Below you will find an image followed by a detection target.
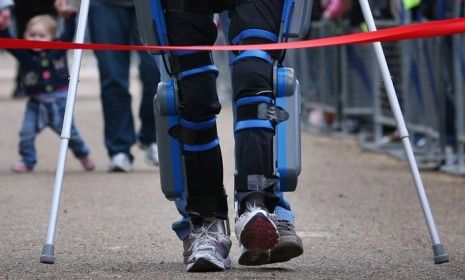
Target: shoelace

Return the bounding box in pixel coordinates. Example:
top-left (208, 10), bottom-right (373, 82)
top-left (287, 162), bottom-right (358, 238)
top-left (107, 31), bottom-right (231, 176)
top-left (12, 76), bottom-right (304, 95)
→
top-left (189, 221), bottom-right (224, 252)
top-left (277, 219), bottom-right (294, 231)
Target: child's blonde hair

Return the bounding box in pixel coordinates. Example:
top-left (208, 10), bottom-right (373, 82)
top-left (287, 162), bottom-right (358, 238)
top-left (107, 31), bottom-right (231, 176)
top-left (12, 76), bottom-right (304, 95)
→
top-left (25, 15), bottom-right (57, 38)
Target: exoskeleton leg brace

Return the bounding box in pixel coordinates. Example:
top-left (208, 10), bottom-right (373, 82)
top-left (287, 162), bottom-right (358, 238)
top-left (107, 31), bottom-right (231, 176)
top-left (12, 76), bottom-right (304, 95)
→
top-left (135, 0), bottom-right (233, 222)
top-left (230, 0), bottom-right (311, 213)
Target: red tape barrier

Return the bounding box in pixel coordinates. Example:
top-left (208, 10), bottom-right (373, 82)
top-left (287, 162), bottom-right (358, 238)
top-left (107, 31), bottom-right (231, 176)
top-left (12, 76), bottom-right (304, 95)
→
top-left (1, 18), bottom-right (465, 51)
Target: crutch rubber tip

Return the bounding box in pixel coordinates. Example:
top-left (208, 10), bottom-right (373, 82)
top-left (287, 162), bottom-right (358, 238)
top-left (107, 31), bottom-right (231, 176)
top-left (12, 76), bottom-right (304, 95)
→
top-left (433, 244), bottom-right (449, 264)
top-left (40, 244), bottom-right (55, 264)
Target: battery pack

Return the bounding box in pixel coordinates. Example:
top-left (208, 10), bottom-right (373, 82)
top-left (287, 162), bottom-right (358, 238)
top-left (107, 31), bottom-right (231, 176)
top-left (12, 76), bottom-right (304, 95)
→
top-left (283, 0), bottom-right (313, 39)
top-left (275, 67), bottom-right (302, 192)
top-left (134, 0), bottom-right (167, 54)
top-left (154, 81), bottom-right (187, 200)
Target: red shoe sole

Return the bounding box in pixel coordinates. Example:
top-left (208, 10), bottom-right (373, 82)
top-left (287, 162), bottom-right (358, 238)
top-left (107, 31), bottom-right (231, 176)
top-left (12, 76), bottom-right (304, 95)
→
top-left (240, 214), bottom-right (279, 250)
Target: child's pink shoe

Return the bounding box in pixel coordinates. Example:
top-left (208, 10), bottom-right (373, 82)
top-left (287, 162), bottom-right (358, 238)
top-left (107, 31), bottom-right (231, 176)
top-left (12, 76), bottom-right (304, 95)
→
top-left (11, 161), bottom-right (33, 173)
top-left (79, 157), bottom-right (95, 171)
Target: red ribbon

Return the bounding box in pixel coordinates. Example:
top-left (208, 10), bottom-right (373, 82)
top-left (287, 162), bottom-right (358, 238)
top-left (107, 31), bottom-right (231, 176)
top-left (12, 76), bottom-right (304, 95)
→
top-left (1, 18), bottom-right (465, 51)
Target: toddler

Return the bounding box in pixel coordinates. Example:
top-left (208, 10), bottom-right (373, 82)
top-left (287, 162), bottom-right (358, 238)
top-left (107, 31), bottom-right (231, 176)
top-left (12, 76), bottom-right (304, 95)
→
top-left (0, 14), bottom-right (95, 173)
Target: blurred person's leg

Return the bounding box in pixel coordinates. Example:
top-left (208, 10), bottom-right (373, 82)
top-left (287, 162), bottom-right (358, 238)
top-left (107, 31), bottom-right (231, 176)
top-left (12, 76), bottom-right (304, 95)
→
top-left (88, 0), bottom-right (136, 169)
top-left (136, 52), bottom-right (159, 147)
top-left (136, 50), bottom-right (160, 166)
top-left (130, 10), bottom-right (160, 166)
top-left (130, 11), bottom-right (160, 147)
top-left (442, 36), bottom-right (457, 165)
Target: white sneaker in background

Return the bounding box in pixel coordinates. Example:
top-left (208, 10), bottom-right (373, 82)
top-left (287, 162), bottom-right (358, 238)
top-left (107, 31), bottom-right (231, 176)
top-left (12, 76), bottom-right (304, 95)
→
top-left (108, 153), bottom-right (132, 172)
top-left (144, 142), bottom-right (159, 166)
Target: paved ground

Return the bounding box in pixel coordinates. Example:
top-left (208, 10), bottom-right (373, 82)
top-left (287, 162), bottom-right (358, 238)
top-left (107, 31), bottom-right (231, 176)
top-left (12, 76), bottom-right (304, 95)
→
top-left (1, 52), bottom-right (465, 279)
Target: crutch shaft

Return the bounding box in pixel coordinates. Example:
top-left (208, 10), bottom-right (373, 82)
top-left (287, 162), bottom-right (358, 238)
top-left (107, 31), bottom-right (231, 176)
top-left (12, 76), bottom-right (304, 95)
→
top-left (40, 0), bottom-right (90, 264)
top-left (358, 0), bottom-right (448, 264)
top-left (45, 140), bottom-right (70, 244)
top-left (402, 138), bottom-right (440, 244)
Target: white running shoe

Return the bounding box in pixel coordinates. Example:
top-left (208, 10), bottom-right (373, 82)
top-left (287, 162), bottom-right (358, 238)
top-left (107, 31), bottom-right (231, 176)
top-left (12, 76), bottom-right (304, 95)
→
top-left (108, 153), bottom-right (132, 172)
top-left (235, 202), bottom-right (279, 262)
top-left (186, 218), bottom-right (232, 272)
top-left (238, 219), bottom-right (304, 265)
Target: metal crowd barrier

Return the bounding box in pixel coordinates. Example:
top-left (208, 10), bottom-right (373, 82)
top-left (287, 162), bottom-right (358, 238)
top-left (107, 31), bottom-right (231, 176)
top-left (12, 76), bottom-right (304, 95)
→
top-left (288, 19), bottom-right (449, 170)
top-left (399, 37), bottom-right (444, 168)
top-left (285, 21), bottom-right (341, 133)
top-left (441, 33), bottom-right (465, 175)
top-left (454, 33), bottom-right (465, 173)
top-left (354, 33), bottom-right (445, 169)
top-left (339, 40), bottom-right (378, 133)
top-left (345, 21), bottom-right (446, 169)
top-left (343, 21), bottom-right (405, 154)
top-left (440, 3), bottom-right (465, 176)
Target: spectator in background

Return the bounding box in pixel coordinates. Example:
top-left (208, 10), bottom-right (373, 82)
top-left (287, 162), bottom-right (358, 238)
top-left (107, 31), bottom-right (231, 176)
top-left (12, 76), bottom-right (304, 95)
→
top-left (321, 0), bottom-right (351, 21)
top-left (11, 0), bottom-right (57, 98)
top-left (56, 0), bottom-right (161, 172)
top-left (0, 0), bottom-right (12, 30)
top-left (0, 13), bottom-right (95, 173)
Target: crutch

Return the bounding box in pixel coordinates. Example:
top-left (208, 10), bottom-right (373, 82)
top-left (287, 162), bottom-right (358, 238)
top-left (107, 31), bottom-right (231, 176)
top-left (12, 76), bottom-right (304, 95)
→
top-left (40, 0), bottom-right (90, 264)
top-left (358, 0), bottom-right (449, 264)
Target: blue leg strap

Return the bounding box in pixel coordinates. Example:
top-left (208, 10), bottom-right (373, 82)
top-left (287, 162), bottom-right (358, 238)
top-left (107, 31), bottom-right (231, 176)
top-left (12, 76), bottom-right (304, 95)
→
top-left (179, 65), bottom-right (219, 79)
top-left (231, 28), bottom-right (278, 45)
top-left (176, 117), bottom-right (220, 152)
top-left (230, 50), bottom-right (273, 66)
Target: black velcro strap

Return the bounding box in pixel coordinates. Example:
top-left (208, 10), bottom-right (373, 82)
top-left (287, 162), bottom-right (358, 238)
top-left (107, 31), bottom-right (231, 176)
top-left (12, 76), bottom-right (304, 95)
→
top-left (176, 52), bottom-right (212, 70)
top-left (242, 37), bottom-right (276, 45)
top-left (187, 194), bottom-right (228, 219)
top-left (235, 174), bottom-right (279, 192)
top-left (236, 103), bottom-right (260, 121)
top-left (169, 52), bottom-right (213, 75)
top-left (168, 124), bottom-right (218, 145)
top-left (236, 103), bottom-right (289, 125)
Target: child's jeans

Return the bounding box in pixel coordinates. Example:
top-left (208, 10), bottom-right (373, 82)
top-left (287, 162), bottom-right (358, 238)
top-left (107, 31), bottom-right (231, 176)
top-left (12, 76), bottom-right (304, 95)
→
top-left (19, 97), bottom-right (90, 167)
